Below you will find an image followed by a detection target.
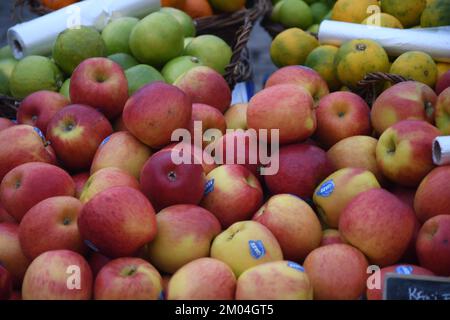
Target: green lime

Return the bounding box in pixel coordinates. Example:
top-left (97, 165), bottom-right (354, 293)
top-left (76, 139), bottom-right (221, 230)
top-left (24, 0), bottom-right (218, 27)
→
top-left (125, 64), bottom-right (166, 95)
top-left (160, 7), bottom-right (196, 38)
top-left (129, 12), bottom-right (184, 68)
top-left (0, 46), bottom-right (15, 60)
top-left (10, 55), bottom-right (64, 99)
top-left (108, 53), bottom-right (139, 70)
top-left (59, 78), bottom-right (71, 100)
top-left (101, 17), bottom-right (139, 55)
top-left (184, 37), bottom-right (194, 49)
top-left (184, 35), bottom-right (232, 74)
top-left (310, 2), bottom-right (329, 24)
top-left (279, 0), bottom-right (314, 29)
top-left (53, 26), bottom-right (106, 75)
top-left (162, 56), bottom-right (203, 84)
top-left (0, 58), bottom-right (18, 95)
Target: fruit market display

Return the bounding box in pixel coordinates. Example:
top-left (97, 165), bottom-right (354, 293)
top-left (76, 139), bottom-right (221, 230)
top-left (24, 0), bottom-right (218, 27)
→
top-left (0, 0), bottom-right (450, 302)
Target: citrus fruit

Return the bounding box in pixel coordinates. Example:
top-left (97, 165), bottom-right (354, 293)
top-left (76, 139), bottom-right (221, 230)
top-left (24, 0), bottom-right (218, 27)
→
top-left (0, 58), bottom-right (18, 95)
top-left (209, 0), bottom-right (246, 13)
top-left (305, 45), bottom-right (340, 90)
top-left (270, 28), bottom-right (319, 67)
top-left (41, 0), bottom-right (77, 10)
top-left (420, 0), bottom-right (450, 27)
top-left (125, 65), bottom-right (166, 95)
top-left (279, 0), bottom-right (314, 29)
top-left (52, 26), bottom-right (106, 74)
top-left (308, 24), bottom-right (320, 33)
top-left (311, 2), bottom-right (330, 24)
top-left (182, 0), bottom-right (214, 18)
top-left (334, 39), bottom-right (390, 88)
top-left (270, 0), bottom-right (284, 22)
top-left (160, 7), bottom-right (196, 37)
top-left (162, 56), bottom-right (203, 84)
top-left (184, 37), bottom-right (194, 49)
top-left (108, 53), bottom-right (139, 70)
top-left (362, 13), bottom-right (404, 28)
top-left (161, 0), bottom-right (186, 9)
top-left (129, 12), bottom-right (184, 68)
top-left (390, 51), bottom-right (438, 87)
top-left (101, 17), bottom-right (139, 55)
top-left (59, 78), bottom-right (71, 99)
top-left (381, 0), bottom-right (427, 28)
top-left (332, 0), bottom-right (379, 23)
top-left (9, 56), bottom-right (64, 99)
top-left (0, 46), bottom-right (14, 60)
top-left (184, 35), bottom-right (232, 74)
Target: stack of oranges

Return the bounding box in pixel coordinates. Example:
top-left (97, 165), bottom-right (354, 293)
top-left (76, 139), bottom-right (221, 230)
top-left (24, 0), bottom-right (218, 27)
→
top-left (41, 0), bottom-right (78, 10)
top-left (162, 0), bottom-right (246, 18)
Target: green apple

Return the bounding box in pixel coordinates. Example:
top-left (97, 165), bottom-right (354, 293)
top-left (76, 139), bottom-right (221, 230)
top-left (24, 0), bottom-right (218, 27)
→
top-left (0, 58), bottom-right (18, 95)
top-left (162, 56), bottom-right (203, 84)
top-left (160, 7), bottom-right (196, 38)
top-left (102, 17), bottom-right (139, 55)
top-left (59, 78), bottom-right (71, 100)
top-left (108, 53), bottom-right (139, 70)
top-left (125, 64), bottom-right (166, 95)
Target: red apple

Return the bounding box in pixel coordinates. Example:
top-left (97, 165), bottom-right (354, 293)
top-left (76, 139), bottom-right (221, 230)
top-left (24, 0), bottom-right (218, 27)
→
top-left (19, 196), bottom-right (85, 259)
top-left (90, 131), bottom-right (152, 180)
top-left (123, 82), bottom-right (192, 148)
top-left (320, 229), bottom-right (344, 247)
top-left (78, 186), bottom-right (157, 258)
top-left (201, 164), bottom-right (263, 228)
top-left (167, 258), bottom-right (236, 300)
top-left (304, 244), bottom-right (368, 300)
top-left (0, 162), bottom-right (75, 222)
top-left (17, 90), bottom-right (69, 134)
top-left (376, 120), bottom-right (440, 187)
top-left (140, 148), bottom-right (205, 211)
top-left (248, 84), bottom-right (317, 145)
top-left (315, 91), bottom-right (371, 148)
top-left (224, 103), bottom-right (248, 130)
top-left (22, 250), bottom-right (92, 300)
top-left (190, 103), bottom-right (226, 148)
top-left (253, 194), bottom-right (322, 262)
top-left (435, 87), bottom-right (450, 135)
top-left (145, 205), bottom-right (221, 274)
top-left (436, 70), bottom-right (450, 95)
top-left (0, 125), bottom-right (55, 181)
top-left (371, 81), bottom-right (436, 135)
top-left (414, 166), bottom-right (450, 223)
top-left (46, 104), bottom-right (113, 171)
top-left (416, 215), bottom-right (450, 276)
top-left (70, 57), bottom-right (128, 119)
top-left (339, 189), bottom-right (416, 267)
top-left (0, 204), bottom-right (16, 223)
top-left (264, 143), bottom-right (334, 199)
top-left (265, 65), bottom-right (330, 104)
top-left (0, 264), bottom-right (13, 300)
top-left (389, 185), bottom-right (416, 209)
top-left (0, 223), bottom-right (30, 286)
top-left (94, 258), bottom-right (163, 300)
top-left (366, 264), bottom-right (434, 300)
top-left (174, 66), bottom-right (231, 113)
top-left (165, 142), bottom-right (217, 174)
top-left (0, 118), bottom-right (14, 132)
top-left (72, 172), bottom-right (89, 199)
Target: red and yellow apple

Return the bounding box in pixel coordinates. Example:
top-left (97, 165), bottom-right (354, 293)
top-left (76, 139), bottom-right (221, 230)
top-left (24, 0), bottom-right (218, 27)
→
top-left (224, 103), bottom-right (248, 130)
top-left (435, 87), bottom-right (450, 135)
top-left (320, 229), bottom-right (344, 247)
top-left (189, 103), bottom-right (226, 148)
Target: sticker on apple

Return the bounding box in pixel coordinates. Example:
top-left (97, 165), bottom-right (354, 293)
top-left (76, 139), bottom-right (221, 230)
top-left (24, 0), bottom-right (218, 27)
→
top-left (316, 180), bottom-right (335, 198)
top-left (395, 265), bottom-right (414, 275)
top-left (204, 179), bottom-right (215, 196)
top-left (287, 261), bottom-right (305, 272)
top-left (84, 239), bottom-right (99, 253)
top-left (100, 135), bottom-right (111, 147)
top-left (249, 240), bottom-right (266, 260)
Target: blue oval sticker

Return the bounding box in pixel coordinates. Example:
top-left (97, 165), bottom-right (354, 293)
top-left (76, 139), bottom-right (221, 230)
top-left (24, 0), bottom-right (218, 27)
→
top-left (396, 265), bottom-right (414, 275)
top-left (287, 261), bottom-right (305, 272)
top-left (316, 180), bottom-right (335, 197)
top-left (249, 240), bottom-right (266, 260)
top-left (204, 179), bottom-right (215, 196)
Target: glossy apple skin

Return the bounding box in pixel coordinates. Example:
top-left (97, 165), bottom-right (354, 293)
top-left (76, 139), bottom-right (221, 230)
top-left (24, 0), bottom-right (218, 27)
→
top-left (224, 103), bottom-right (248, 130)
top-left (320, 229), bottom-right (344, 247)
top-left (167, 258), bottom-right (236, 300)
top-left (416, 215), bottom-right (450, 276)
top-left (17, 90), bottom-right (69, 134)
top-left (19, 196), bottom-right (86, 260)
top-left (304, 244), bottom-right (369, 300)
top-left (94, 258), bottom-right (163, 300)
top-left (72, 172), bottom-right (89, 199)
top-left (0, 118), bottom-right (15, 132)
top-left (201, 164), bottom-right (263, 228)
top-left (70, 57), bottom-right (129, 119)
top-left (339, 189), bottom-right (416, 267)
top-left (22, 250), bottom-right (93, 300)
top-left (0, 162), bottom-right (75, 222)
top-left (189, 103), bottom-right (226, 148)
top-left (264, 143), bottom-right (334, 200)
top-left (46, 104), bottom-right (113, 171)
top-left (174, 66), bottom-right (231, 113)
top-left (0, 125), bottom-right (55, 182)
top-left (248, 84), bottom-right (317, 145)
top-left (78, 186), bottom-right (157, 258)
top-left (315, 91), bottom-right (371, 148)
top-left (123, 82), bottom-right (192, 149)
top-left (140, 149), bottom-right (205, 211)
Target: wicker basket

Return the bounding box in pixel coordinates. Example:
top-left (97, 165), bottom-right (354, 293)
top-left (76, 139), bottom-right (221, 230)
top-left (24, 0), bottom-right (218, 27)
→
top-left (354, 72), bottom-right (408, 106)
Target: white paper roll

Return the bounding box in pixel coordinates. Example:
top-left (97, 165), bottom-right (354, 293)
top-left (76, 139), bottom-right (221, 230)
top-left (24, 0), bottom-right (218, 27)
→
top-left (433, 136), bottom-right (450, 166)
top-left (7, 0), bottom-right (160, 60)
top-left (318, 20), bottom-right (450, 63)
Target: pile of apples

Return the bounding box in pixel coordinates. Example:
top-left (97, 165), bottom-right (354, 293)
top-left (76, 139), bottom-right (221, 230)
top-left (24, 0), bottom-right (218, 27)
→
top-left (0, 54), bottom-right (449, 300)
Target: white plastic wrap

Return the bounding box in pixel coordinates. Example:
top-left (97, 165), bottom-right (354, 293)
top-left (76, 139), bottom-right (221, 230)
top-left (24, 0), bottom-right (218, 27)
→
top-left (433, 136), bottom-right (450, 166)
top-left (318, 20), bottom-right (450, 63)
top-left (7, 0), bottom-right (160, 59)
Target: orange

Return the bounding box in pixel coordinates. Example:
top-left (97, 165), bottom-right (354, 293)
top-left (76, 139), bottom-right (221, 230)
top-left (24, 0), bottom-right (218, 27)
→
top-left (332, 0), bottom-right (379, 23)
top-left (209, 0), bottom-right (246, 13)
top-left (182, 0), bottom-right (214, 18)
top-left (161, 0), bottom-right (186, 9)
top-left (41, 0), bottom-right (78, 10)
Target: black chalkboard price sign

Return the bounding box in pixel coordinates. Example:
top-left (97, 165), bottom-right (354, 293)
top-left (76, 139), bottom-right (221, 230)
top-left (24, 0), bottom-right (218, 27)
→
top-left (383, 274), bottom-right (450, 300)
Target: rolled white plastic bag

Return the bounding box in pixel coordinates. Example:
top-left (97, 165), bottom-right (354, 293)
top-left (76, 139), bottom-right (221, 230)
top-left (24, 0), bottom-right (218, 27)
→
top-left (433, 136), bottom-right (450, 166)
top-left (7, 0), bottom-right (160, 60)
top-left (318, 20), bottom-right (450, 63)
